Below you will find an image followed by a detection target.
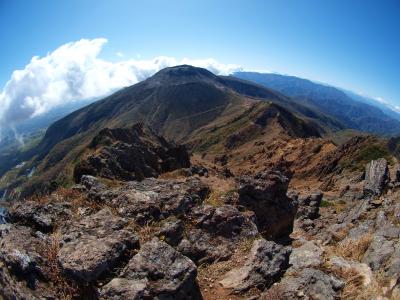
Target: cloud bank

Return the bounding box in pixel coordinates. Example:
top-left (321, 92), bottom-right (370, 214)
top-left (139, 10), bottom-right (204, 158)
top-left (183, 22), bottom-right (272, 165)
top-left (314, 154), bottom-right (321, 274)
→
top-left (0, 38), bottom-right (241, 128)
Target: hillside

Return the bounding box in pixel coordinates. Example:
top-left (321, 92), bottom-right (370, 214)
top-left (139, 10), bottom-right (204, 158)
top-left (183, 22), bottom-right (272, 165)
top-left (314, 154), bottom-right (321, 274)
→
top-left (234, 71), bottom-right (400, 136)
top-left (1, 65), bottom-right (344, 197)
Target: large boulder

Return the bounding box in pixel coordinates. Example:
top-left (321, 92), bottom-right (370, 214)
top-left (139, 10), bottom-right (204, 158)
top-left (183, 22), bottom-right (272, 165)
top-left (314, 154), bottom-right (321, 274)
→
top-left (100, 239), bottom-right (201, 300)
top-left (177, 229), bottom-right (234, 264)
top-left (275, 268), bottom-right (344, 300)
top-left (74, 123), bottom-right (190, 182)
top-left (0, 225), bottom-right (46, 289)
top-left (220, 238), bottom-right (291, 293)
top-left (9, 201), bottom-right (72, 233)
top-left (109, 177), bottom-right (209, 223)
top-left (192, 204), bottom-right (258, 238)
top-left (296, 191), bottom-right (323, 220)
top-left (363, 158), bottom-right (390, 196)
top-left (58, 209), bottom-right (139, 282)
top-left (238, 170), bottom-right (297, 239)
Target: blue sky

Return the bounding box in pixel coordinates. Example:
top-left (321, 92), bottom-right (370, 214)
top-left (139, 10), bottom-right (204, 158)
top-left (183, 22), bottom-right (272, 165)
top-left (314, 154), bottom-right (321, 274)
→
top-left (0, 0), bottom-right (399, 108)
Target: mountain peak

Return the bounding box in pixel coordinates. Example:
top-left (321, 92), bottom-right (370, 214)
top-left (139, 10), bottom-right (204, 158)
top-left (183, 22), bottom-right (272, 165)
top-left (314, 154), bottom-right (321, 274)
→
top-left (147, 65), bottom-right (218, 86)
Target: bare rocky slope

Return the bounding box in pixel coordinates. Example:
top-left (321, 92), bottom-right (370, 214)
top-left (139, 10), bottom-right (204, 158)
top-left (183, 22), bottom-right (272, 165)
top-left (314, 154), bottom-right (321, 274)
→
top-left (0, 65), bottom-right (399, 299)
top-left (1, 124), bottom-right (399, 299)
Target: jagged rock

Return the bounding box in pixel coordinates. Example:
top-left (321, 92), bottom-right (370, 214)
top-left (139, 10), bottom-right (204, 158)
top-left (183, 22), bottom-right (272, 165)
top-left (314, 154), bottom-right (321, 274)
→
top-left (220, 239), bottom-right (291, 293)
top-left (238, 170), bottom-right (297, 239)
top-left (329, 256), bottom-right (373, 286)
top-left (109, 177), bottom-right (209, 223)
top-left (58, 209), bottom-right (139, 282)
top-left (190, 165), bottom-right (209, 177)
top-left (289, 241), bottom-right (323, 270)
top-left (9, 201), bottom-right (72, 232)
top-left (101, 239), bottom-right (200, 300)
top-left (157, 219), bottom-right (184, 246)
top-left (364, 158), bottom-right (390, 196)
top-left (296, 191), bottom-right (323, 220)
top-left (0, 207), bottom-right (7, 224)
top-left (362, 235), bottom-right (395, 271)
top-left (278, 268), bottom-right (344, 300)
top-left (74, 124), bottom-right (190, 182)
top-left (192, 205), bottom-right (258, 238)
top-left (0, 225), bottom-right (46, 289)
top-left (177, 229), bottom-right (233, 264)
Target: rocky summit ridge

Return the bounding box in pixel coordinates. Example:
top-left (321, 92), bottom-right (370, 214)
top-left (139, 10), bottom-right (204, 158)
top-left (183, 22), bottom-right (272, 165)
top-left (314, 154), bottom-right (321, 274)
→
top-left (0, 66), bottom-right (399, 300)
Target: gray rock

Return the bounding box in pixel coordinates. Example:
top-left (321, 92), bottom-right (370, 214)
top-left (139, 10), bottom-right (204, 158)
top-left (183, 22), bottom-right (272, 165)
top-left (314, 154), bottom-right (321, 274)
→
top-left (110, 177), bottom-right (209, 223)
top-left (220, 239), bottom-right (291, 293)
top-left (101, 239), bottom-right (200, 300)
top-left (58, 208), bottom-right (139, 282)
top-left (192, 204), bottom-right (258, 238)
top-left (289, 241), bottom-right (323, 270)
top-left (279, 268), bottom-right (344, 300)
top-left (177, 229), bottom-right (233, 264)
top-left (0, 225), bottom-right (45, 290)
top-left (296, 191), bottom-right (323, 220)
top-left (362, 235), bottom-right (395, 271)
top-left (364, 158), bottom-right (390, 196)
top-left (238, 170), bottom-right (298, 239)
top-left (157, 219), bottom-right (184, 246)
top-left (9, 201), bottom-right (72, 232)
top-left (329, 256), bottom-right (373, 286)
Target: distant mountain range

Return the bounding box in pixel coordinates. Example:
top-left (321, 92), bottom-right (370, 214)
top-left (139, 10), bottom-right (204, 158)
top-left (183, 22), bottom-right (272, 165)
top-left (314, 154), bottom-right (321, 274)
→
top-left (234, 72), bottom-right (400, 136)
top-left (1, 65), bottom-right (400, 197)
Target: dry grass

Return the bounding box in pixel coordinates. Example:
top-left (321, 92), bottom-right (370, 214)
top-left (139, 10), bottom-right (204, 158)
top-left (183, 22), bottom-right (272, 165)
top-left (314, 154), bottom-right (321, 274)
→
top-left (331, 225), bottom-right (352, 243)
top-left (38, 232), bottom-right (78, 299)
top-left (204, 189), bottom-right (226, 207)
top-left (335, 233), bottom-right (373, 262)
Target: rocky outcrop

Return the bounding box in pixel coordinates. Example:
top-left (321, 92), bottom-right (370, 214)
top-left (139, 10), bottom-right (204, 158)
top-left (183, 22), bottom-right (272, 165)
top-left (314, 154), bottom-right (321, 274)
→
top-left (101, 239), bottom-right (201, 300)
top-left (363, 158), bottom-right (390, 196)
top-left (191, 204), bottom-right (258, 238)
top-left (74, 123), bottom-right (190, 182)
top-left (220, 238), bottom-right (291, 293)
top-left (109, 177), bottom-right (209, 224)
top-left (58, 209), bottom-right (139, 282)
top-left (238, 170), bottom-right (297, 239)
top-left (277, 268), bottom-right (344, 300)
top-left (295, 191), bottom-right (323, 221)
top-left (157, 219), bottom-right (184, 246)
top-left (9, 201), bottom-right (72, 232)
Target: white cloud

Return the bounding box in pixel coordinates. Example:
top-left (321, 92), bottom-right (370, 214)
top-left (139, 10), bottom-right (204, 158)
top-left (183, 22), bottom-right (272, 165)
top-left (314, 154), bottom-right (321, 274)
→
top-left (116, 51), bottom-right (124, 58)
top-left (0, 38), bottom-right (241, 129)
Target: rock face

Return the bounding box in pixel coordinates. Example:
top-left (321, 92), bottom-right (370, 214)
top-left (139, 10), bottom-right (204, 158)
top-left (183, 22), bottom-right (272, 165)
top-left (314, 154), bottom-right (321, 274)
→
top-left (278, 268), bottom-right (344, 300)
top-left (74, 123), bottom-right (190, 182)
top-left (58, 209), bottom-right (139, 282)
top-left (220, 239), bottom-right (291, 292)
top-left (109, 177), bottom-right (210, 224)
top-left (238, 170), bottom-right (297, 239)
top-left (101, 239), bottom-right (200, 300)
top-left (364, 158), bottom-right (389, 196)
top-left (9, 201), bottom-right (72, 232)
top-left (296, 191), bottom-right (323, 221)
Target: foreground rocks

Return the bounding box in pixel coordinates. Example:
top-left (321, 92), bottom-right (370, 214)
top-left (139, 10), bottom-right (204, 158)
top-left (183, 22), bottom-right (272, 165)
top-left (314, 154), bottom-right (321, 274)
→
top-left (220, 239), bottom-right (291, 293)
top-left (4, 155), bottom-right (398, 299)
top-left (58, 208), bottom-right (139, 282)
top-left (101, 239), bottom-right (201, 300)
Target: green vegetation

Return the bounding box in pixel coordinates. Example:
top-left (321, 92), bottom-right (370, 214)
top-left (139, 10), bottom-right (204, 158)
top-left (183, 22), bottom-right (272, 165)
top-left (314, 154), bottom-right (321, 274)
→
top-left (320, 199), bottom-right (333, 207)
top-left (339, 142), bottom-right (392, 171)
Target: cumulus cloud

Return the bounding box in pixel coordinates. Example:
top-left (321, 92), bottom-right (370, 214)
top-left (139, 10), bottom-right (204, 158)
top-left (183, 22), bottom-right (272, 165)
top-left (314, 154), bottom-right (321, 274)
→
top-left (0, 38), bottom-right (242, 129)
